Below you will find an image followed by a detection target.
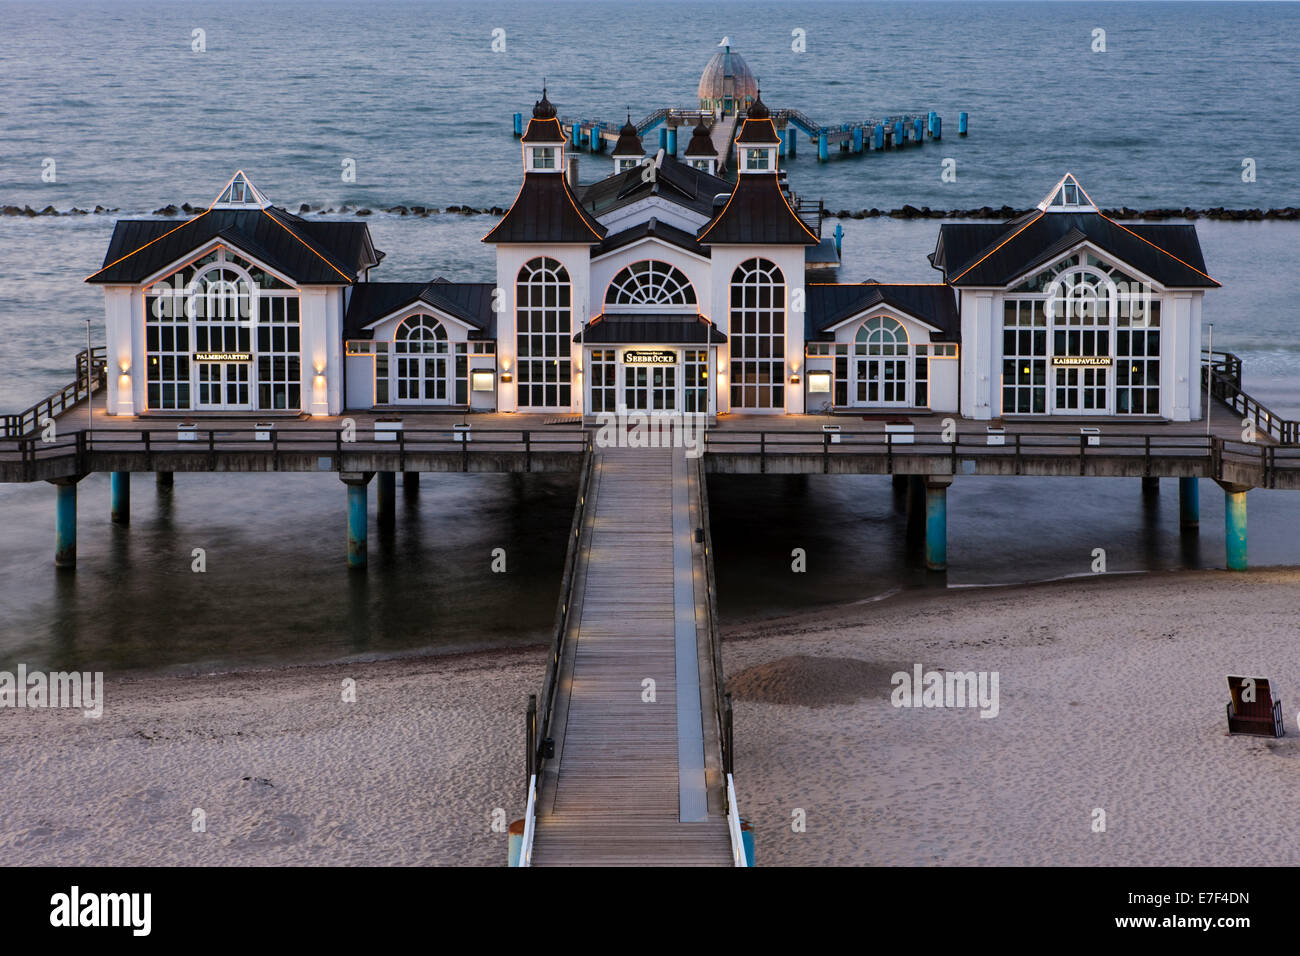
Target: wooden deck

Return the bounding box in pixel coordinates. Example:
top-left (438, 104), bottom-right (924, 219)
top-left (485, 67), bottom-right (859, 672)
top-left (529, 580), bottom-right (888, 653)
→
top-left (531, 445), bottom-right (732, 866)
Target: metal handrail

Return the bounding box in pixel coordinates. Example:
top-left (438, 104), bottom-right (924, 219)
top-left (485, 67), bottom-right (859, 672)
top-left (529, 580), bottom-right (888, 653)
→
top-left (1, 346), bottom-right (106, 439)
top-left (1201, 349), bottom-right (1297, 444)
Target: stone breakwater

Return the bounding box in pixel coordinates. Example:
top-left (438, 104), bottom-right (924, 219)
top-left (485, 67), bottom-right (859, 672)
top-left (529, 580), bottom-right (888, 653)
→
top-left (5, 202), bottom-right (1300, 222)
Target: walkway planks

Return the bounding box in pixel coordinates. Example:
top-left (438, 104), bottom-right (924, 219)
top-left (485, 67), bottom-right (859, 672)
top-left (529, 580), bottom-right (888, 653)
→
top-left (531, 444), bottom-right (731, 866)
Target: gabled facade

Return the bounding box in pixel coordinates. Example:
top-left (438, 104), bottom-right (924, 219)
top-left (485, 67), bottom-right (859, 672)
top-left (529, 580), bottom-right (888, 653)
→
top-left (88, 123), bottom-right (1215, 424)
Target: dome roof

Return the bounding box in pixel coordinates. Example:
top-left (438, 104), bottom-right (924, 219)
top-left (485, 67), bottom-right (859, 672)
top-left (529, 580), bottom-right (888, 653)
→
top-left (698, 45), bottom-right (758, 101)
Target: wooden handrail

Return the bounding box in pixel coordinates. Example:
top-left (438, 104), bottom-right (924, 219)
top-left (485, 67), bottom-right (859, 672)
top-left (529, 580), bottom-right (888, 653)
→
top-left (2, 346), bottom-right (107, 439)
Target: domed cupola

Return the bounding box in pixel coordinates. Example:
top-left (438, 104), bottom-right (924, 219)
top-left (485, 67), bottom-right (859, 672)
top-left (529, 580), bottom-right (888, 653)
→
top-left (521, 85), bottom-right (567, 172)
top-left (698, 39), bottom-right (758, 117)
top-left (612, 113), bottom-right (645, 174)
top-left (683, 117), bottom-right (719, 175)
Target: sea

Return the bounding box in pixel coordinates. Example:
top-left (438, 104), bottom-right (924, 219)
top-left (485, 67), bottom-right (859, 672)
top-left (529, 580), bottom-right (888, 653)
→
top-left (1, 0), bottom-right (1298, 673)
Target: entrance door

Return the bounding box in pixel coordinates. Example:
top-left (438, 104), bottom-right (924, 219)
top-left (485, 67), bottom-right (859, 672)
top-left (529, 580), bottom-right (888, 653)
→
top-left (1053, 365), bottom-right (1109, 413)
top-left (622, 365), bottom-right (677, 412)
top-left (856, 357), bottom-right (908, 405)
top-left (396, 353), bottom-right (449, 403)
top-left (196, 361), bottom-right (251, 410)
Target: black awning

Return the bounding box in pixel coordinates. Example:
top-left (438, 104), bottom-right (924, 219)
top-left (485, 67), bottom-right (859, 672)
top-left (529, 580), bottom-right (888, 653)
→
top-left (575, 314), bottom-right (727, 344)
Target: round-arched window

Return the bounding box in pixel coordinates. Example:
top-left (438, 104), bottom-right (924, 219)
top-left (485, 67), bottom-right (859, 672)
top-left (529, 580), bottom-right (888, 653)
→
top-left (855, 316), bottom-right (908, 355)
top-left (605, 260), bottom-right (697, 307)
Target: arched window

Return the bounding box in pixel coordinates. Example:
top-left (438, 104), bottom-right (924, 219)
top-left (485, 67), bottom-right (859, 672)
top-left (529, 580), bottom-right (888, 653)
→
top-left (855, 316), bottom-right (908, 355)
top-left (393, 314), bottom-right (450, 402)
top-left (516, 257), bottom-right (572, 408)
top-left (729, 258), bottom-right (785, 409)
top-left (605, 261), bottom-right (697, 307)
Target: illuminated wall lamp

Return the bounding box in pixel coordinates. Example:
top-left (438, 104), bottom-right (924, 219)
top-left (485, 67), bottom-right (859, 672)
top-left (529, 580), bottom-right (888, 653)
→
top-left (471, 370), bottom-right (496, 392)
top-left (807, 371), bottom-right (832, 394)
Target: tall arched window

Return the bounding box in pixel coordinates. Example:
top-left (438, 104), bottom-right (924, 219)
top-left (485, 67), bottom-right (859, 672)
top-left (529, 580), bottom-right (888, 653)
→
top-left (393, 314), bottom-right (450, 402)
top-left (516, 257), bottom-right (571, 408)
top-left (191, 266), bottom-right (253, 408)
top-left (605, 261), bottom-right (697, 307)
top-left (854, 316), bottom-right (909, 405)
top-left (729, 258), bottom-right (785, 409)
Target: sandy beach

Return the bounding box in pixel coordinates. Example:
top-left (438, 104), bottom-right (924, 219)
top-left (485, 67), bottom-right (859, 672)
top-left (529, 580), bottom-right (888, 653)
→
top-left (2, 569), bottom-right (1297, 866)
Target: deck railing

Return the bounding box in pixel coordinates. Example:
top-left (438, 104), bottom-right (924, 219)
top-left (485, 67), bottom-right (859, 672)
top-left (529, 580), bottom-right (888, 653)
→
top-left (1202, 348), bottom-right (1298, 444)
top-left (518, 444), bottom-right (595, 866)
top-left (1, 346), bottom-right (106, 439)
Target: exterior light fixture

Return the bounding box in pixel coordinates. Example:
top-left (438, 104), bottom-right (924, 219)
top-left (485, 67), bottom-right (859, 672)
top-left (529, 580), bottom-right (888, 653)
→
top-left (807, 371), bottom-right (832, 393)
top-left (471, 370), bottom-right (495, 392)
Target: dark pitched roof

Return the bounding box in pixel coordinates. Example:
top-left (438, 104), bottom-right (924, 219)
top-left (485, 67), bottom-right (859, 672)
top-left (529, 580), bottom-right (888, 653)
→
top-left (805, 283), bottom-right (960, 341)
top-left (697, 173), bottom-right (819, 245)
top-left (343, 279), bottom-right (496, 339)
top-left (520, 88), bottom-right (567, 143)
top-left (575, 313), bottom-right (727, 344)
top-left (931, 211), bottom-right (1218, 288)
top-left (684, 120), bottom-right (717, 157)
top-left (87, 207), bottom-right (378, 285)
top-left (593, 217), bottom-right (710, 259)
top-left (734, 115), bottom-right (780, 145)
top-left (577, 155), bottom-right (733, 220)
top-left (482, 173), bottom-right (606, 244)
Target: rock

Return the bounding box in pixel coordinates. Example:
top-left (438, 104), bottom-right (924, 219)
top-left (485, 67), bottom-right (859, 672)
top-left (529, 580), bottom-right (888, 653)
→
top-left (850, 209), bottom-right (866, 219)
top-left (2, 205), bottom-right (21, 216)
top-left (152, 205), bottom-right (179, 216)
top-left (39, 205), bottom-right (59, 216)
top-left (356, 208), bottom-right (372, 216)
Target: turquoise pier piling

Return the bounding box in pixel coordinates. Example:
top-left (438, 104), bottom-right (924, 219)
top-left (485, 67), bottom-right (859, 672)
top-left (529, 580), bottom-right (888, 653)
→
top-left (588, 127), bottom-right (600, 152)
top-left (833, 222), bottom-right (843, 254)
top-left (932, 115), bottom-right (941, 140)
top-left (570, 124), bottom-right (580, 148)
top-left (788, 129), bottom-right (796, 158)
top-left (110, 471), bottom-right (130, 524)
top-left (852, 127), bottom-right (863, 153)
top-left (893, 120), bottom-right (905, 148)
top-left (658, 128), bottom-right (667, 152)
top-left (666, 125), bottom-right (677, 156)
top-left (778, 128), bottom-right (787, 157)
top-left (925, 478), bottom-right (950, 571)
top-left (928, 111), bottom-right (937, 136)
top-left (342, 473), bottom-right (373, 569)
top-left (817, 130), bottom-right (828, 162)
top-left (377, 471), bottom-right (395, 528)
top-left (958, 111), bottom-right (968, 136)
top-left (1220, 483), bottom-right (1249, 571)
top-left (913, 117), bottom-right (923, 144)
top-left (1179, 476), bottom-right (1199, 529)
top-left (873, 124), bottom-right (884, 150)
top-left (513, 112), bottom-right (523, 137)
top-left (53, 479), bottom-right (78, 568)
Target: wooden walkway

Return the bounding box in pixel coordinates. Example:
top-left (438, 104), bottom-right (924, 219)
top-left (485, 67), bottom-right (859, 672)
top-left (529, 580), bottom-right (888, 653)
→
top-left (530, 444), bottom-right (732, 866)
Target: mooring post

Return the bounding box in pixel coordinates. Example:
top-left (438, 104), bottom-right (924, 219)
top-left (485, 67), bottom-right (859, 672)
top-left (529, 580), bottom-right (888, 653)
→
top-left (110, 471), bottom-right (130, 524)
top-left (52, 478), bottom-right (80, 568)
top-left (1179, 476), bottom-right (1199, 529)
top-left (156, 471), bottom-right (173, 491)
top-left (958, 111), bottom-right (968, 136)
top-left (377, 471), bottom-right (396, 529)
top-left (342, 472), bottom-right (374, 569)
top-left (1217, 482), bottom-right (1249, 571)
top-left (925, 477), bottom-right (951, 572)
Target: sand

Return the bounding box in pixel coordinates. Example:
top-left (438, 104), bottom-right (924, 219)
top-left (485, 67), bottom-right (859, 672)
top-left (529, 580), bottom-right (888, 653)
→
top-left (2, 569), bottom-right (1297, 866)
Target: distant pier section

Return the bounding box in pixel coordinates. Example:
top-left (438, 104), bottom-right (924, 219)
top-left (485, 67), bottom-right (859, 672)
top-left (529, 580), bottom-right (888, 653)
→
top-left (511, 42), bottom-right (967, 168)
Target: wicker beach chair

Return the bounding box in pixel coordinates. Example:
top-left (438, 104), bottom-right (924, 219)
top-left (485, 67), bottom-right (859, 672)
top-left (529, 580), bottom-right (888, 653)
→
top-left (1225, 676), bottom-right (1285, 738)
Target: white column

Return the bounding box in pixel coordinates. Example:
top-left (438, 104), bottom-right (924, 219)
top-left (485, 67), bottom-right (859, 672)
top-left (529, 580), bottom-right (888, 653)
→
top-left (1165, 292), bottom-right (1194, 421)
top-left (102, 287), bottom-right (135, 415)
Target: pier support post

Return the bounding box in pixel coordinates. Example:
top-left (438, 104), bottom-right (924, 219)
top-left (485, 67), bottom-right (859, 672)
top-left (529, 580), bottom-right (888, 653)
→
top-left (666, 124), bottom-right (677, 156)
top-left (788, 130), bottom-right (796, 158)
top-left (1141, 476), bottom-right (1159, 495)
top-left (924, 477), bottom-right (951, 572)
top-left (110, 471), bottom-right (130, 524)
top-left (914, 117), bottom-right (924, 144)
top-left (156, 471), bottom-right (173, 491)
top-left (658, 128), bottom-right (667, 153)
top-left (1217, 481), bottom-right (1250, 572)
top-left (342, 472), bottom-right (374, 569)
top-left (894, 120), bottom-right (905, 149)
top-left (852, 127), bottom-right (863, 153)
top-left (1179, 477), bottom-right (1199, 529)
top-left (932, 115), bottom-right (941, 140)
top-left (51, 478), bottom-right (81, 569)
top-left (817, 131), bottom-right (829, 163)
top-left (377, 471), bottom-right (396, 529)
top-left (958, 112), bottom-right (968, 136)
top-left (403, 471), bottom-right (420, 497)
top-left (513, 112), bottom-right (523, 137)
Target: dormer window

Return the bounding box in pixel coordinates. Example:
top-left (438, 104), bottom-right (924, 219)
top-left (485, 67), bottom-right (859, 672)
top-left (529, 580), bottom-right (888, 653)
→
top-left (742, 147), bottom-right (775, 172)
top-left (531, 147), bottom-right (557, 170)
top-left (1037, 173), bottom-right (1097, 212)
top-left (615, 157), bottom-right (641, 175)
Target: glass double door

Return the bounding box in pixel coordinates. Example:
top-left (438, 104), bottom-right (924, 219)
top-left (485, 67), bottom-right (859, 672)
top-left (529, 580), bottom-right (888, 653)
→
top-left (622, 365), bottom-right (677, 412)
top-left (1053, 365), bottom-right (1109, 413)
top-left (855, 356), bottom-right (908, 405)
top-left (196, 361), bottom-right (251, 410)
